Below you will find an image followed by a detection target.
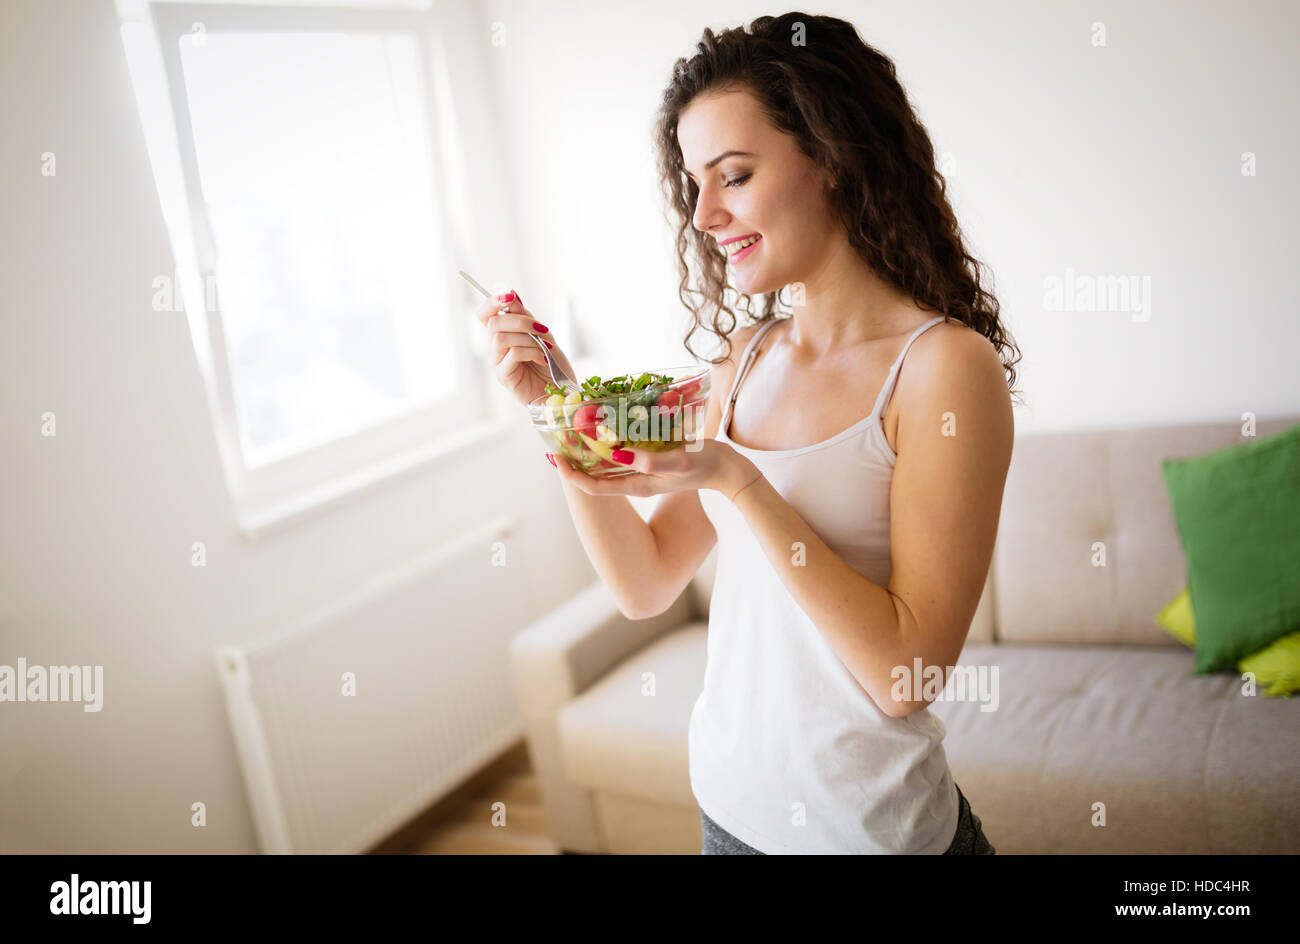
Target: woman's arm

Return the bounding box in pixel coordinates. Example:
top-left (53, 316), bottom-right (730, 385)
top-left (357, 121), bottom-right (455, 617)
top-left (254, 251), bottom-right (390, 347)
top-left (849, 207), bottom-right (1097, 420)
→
top-left (727, 329), bottom-right (1014, 718)
top-left (548, 325), bottom-right (760, 619)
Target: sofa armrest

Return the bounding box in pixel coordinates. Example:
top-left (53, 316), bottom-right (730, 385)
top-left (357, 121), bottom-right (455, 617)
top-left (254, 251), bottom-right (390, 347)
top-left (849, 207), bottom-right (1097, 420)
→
top-left (509, 579), bottom-right (694, 713)
top-left (507, 578), bottom-right (696, 851)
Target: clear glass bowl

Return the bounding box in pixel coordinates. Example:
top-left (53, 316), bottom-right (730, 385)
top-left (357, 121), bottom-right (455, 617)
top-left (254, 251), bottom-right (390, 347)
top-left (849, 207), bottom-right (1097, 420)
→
top-left (527, 366), bottom-right (711, 478)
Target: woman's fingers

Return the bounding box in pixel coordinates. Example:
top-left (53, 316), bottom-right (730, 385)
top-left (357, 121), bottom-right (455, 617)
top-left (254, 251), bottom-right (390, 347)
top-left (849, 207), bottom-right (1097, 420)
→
top-left (492, 328), bottom-right (553, 354)
top-left (551, 456), bottom-right (614, 493)
top-left (490, 331), bottom-right (554, 370)
top-left (480, 300), bottom-right (553, 353)
top-left (493, 343), bottom-right (548, 385)
top-left (491, 312), bottom-right (547, 340)
top-left (475, 295), bottom-right (514, 325)
top-left (476, 292), bottom-right (558, 365)
top-left (476, 292), bottom-right (530, 325)
top-left (482, 292), bottom-right (550, 340)
top-left (548, 455), bottom-right (657, 496)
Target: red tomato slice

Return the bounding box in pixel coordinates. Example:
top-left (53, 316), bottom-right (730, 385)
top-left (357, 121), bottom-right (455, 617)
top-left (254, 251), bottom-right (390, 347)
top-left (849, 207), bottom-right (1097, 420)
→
top-left (656, 389), bottom-right (682, 413)
top-left (676, 379), bottom-right (700, 401)
top-left (572, 403), bottom-right (601, 437)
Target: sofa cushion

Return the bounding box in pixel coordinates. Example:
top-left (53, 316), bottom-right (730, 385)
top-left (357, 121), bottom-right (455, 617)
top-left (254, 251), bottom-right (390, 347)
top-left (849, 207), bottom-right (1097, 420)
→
top-left (557, 622), bottom-right (706, 806)
top-left (1160, 422), bottom-right (1300, 673)
top-left (994, 415), bottom-right (1300, 646)
top-left (929, 642), bottom-right (1300, 853)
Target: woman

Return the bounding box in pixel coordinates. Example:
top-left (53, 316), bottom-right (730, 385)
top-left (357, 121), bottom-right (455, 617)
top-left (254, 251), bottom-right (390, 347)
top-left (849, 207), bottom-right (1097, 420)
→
top-left (477, 12), bottom-right (1018, 854)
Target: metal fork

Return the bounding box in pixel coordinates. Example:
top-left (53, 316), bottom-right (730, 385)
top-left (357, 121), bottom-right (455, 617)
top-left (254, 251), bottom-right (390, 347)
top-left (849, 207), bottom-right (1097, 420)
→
top-left (458, 269), bottom-right (576, 391)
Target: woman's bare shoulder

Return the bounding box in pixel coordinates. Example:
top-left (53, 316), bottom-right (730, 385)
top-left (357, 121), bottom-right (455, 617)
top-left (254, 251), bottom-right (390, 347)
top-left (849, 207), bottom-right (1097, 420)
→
top-left (895, 319), bottom-right (1013, 426)
top-left (907, 319), bottom-right (1004, 376)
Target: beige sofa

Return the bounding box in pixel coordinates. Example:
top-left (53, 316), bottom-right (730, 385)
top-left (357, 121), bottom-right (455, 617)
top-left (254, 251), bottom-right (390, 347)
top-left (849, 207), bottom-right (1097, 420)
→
top-left (508, 415), bottom-right (1300, 854)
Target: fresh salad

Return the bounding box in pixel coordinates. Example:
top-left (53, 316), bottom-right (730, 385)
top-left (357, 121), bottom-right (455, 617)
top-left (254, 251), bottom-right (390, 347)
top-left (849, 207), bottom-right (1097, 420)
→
top-left (533, 370), bottom-right (709, 475)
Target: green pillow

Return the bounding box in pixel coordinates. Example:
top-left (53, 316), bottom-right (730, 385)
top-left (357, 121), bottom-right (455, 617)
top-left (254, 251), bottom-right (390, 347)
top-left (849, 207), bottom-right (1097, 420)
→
top-left (1160, 423), bottom-right (1300, 673)
top-left (1156, 587), bottom-right (1300, 697)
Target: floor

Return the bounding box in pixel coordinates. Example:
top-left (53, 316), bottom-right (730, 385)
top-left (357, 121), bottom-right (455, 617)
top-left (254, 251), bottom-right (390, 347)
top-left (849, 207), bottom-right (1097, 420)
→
top-left (368, 740), bottom-right (561, 855)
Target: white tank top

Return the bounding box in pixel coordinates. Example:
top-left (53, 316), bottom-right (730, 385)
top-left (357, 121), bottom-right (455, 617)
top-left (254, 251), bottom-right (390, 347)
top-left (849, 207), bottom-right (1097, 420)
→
top-left (691, 314), bottom-right (960, 854)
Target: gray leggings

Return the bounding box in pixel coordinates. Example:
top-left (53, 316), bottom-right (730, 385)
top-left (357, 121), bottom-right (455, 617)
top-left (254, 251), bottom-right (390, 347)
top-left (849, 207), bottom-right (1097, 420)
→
top-left (700, 782), bottom-right (996, 854)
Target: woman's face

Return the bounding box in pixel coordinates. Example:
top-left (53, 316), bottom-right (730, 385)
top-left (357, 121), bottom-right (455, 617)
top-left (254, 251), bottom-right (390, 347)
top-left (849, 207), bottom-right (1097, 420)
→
top-left (677, 86), bottom-right (839, 296)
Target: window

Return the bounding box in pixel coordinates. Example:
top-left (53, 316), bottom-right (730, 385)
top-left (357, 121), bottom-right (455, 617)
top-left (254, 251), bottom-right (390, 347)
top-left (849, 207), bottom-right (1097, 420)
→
top-left (119, 0), bottom-right (489, 538)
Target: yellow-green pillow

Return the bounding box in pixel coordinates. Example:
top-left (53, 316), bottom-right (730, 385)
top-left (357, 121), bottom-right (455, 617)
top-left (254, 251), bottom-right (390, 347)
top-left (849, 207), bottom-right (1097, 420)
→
top-left (1157, 587), bottom-right (1300, 697)
top-left (1156, 589), bottom-right (1197, 646)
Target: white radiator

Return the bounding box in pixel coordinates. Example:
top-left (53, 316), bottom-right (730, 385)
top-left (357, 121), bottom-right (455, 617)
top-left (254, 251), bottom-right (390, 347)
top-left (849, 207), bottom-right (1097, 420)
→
top-left (215, 513), bottom-right (526, 854)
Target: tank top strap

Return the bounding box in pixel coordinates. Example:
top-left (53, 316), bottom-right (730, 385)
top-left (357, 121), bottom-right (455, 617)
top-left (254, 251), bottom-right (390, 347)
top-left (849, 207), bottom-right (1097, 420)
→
top-left (720, 318), bottom-right (785, 437)
top-left (870, 315), bottom-right (948, 420)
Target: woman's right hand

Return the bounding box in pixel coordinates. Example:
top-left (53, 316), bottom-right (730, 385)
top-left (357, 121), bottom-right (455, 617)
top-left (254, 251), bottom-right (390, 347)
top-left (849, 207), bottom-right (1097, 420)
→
top-left (476, 289), bottom-right (579, 407)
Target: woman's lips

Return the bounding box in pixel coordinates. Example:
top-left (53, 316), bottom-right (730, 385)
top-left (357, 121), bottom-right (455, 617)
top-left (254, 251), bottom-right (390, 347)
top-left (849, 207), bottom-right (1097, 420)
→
top-left (727, 234), bottom-right (762, 264)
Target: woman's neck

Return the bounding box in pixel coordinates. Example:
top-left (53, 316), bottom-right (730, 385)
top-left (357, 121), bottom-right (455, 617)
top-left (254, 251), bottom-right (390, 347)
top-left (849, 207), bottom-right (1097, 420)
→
top-left (781, 240), bottom-right (932, 357)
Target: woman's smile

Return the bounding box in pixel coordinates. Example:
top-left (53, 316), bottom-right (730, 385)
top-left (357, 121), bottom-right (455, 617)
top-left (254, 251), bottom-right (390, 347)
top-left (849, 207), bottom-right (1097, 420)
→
top-left (725, 233), bottom-right (762, 264)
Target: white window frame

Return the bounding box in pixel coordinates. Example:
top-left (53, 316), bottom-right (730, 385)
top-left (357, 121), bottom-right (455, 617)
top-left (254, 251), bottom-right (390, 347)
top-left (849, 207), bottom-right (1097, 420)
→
top-left (131, 0), bottom-right (496, 540)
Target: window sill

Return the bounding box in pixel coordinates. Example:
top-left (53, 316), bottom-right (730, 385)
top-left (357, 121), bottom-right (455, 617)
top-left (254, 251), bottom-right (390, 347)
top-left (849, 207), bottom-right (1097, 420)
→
top-left (235, 416), bottom-right (516, 543)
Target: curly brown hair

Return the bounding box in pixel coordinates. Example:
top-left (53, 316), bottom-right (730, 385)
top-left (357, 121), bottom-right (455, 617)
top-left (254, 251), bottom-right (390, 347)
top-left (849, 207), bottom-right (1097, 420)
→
top-left (654, 12), bottom-right (1023, 403)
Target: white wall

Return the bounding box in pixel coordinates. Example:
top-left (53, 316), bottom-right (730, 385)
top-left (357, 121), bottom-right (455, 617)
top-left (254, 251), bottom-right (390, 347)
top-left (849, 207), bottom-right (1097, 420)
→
top-left (2, 0), bottom-right (1296, 853)
top-left (0, 0), bottom-right (593, 853)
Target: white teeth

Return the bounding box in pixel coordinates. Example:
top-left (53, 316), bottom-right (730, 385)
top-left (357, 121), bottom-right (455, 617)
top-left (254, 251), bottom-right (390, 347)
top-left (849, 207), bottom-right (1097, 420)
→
top-left (727, 235), bottom-right (760, 255)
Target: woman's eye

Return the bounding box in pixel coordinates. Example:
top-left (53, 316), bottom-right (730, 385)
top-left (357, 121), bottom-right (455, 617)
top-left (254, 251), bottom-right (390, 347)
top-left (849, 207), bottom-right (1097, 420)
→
top-left (724, 174), bottom-right (751, 188)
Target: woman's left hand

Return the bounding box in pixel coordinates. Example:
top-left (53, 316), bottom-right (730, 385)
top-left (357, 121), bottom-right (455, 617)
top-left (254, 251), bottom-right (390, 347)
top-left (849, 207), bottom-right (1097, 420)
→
top-left (548, 438), bottom-right (757, 499)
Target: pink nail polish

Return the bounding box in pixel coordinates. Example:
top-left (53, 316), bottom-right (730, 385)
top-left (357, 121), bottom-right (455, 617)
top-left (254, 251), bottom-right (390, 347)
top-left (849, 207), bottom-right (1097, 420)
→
top-left (543, 338), bottom-right (553, 349)
top-left (612, 449), bottom-right (634, 464)
top-left (545, 453), bottom-right (556, 467)
top-left (533, 322), bottom-right (548, 333)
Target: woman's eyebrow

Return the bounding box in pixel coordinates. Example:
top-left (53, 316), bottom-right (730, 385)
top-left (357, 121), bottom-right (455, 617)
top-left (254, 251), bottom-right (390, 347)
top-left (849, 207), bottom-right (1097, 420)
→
top-left (685, 150), bottom-right (755, 177)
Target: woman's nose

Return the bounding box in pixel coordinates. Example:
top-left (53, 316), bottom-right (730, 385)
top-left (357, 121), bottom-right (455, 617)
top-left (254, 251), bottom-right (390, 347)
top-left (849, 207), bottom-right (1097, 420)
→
top-left (693, 185), bottom-right (727, 233)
